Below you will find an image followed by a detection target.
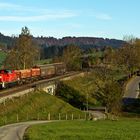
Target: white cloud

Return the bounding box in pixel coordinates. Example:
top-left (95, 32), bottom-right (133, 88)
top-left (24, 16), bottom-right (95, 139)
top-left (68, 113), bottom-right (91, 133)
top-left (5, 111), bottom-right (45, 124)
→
top-left (86, 9), bottom-right (112, 21)
top-left (95, 13), bottom-right (112, 20)
top-left (0, 2), bottom-right (77, 22)
top-left (0, 2), bottom-right (49, 12)
top-left (0, 2), bottom-right (20, 9)
top-left (0, 13), bottom-right (76, 22)
top-left (68, 23), bottom-right (83, 28)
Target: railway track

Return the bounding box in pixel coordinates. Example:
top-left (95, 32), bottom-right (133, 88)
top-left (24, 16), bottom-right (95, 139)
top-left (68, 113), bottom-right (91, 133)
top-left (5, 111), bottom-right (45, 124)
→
top-left (0, 71), bottom-right (81, 99)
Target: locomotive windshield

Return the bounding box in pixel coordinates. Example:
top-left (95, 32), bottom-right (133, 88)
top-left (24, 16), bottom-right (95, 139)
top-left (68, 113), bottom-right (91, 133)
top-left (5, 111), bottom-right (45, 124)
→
top-left (0, 70), bottom-right (12, 74)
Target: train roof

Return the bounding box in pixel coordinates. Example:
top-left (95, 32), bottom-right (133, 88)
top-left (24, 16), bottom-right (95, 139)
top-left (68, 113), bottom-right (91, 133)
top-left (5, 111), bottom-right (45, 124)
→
top-left (37, 62), bottom-right (64, 67)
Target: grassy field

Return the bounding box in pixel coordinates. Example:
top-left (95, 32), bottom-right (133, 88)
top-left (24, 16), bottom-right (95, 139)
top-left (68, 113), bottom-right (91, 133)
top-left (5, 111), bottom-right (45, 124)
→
top-left (0, 91), bottom-right (84, 126)
top-left (24, 119), bottom-right (140, 140)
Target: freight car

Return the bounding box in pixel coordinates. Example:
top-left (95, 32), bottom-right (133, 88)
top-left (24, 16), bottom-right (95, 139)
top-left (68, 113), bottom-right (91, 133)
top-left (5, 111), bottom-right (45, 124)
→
top-left (39, 64), bottom-right (56, 78)
top-left (15, 67), bottom-right (41, 84)
top-left (54, 63), bottom-right (66, 75)
top-left (0, 63), bottom-right (66, 89)
top-left (38, 62), bottom-right (66, 78)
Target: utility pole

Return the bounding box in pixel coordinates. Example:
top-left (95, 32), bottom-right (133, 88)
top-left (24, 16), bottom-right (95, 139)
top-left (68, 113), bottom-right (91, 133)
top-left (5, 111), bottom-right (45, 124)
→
top-left (83, 73), bottom-right (94, 113)
top-left (86, 92), bottom-right (89, 112)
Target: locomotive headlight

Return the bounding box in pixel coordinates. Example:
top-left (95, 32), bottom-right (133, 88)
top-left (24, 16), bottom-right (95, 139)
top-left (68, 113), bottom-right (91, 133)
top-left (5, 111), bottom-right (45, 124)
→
top-left (0, 76), bottom-right (2, 78)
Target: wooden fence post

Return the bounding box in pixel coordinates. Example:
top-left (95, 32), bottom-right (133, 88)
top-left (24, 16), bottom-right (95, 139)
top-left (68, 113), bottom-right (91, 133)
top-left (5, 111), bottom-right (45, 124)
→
top-left (71, 114), bottom-right (73, 120)
top-left (88, 112), bottom-right (91, 120)
top-left (37, 113), bottom-right (39, 120)
top-left (16, 114), bottom-right (19, 122)
top-left (59, 113), bottom-right (61, 120)
top-left (79, 114), bottom-right (80, 120)
top-left (48, 113), bottom-right (50, 120)
top-left (3, 100), bottom-right (6, 106)
top-left (85, 112), bottom-right (87, 120)
top-left (26, 113), bottom-right (28, 121)
top-left (66, 114), bottom-right (68, 120)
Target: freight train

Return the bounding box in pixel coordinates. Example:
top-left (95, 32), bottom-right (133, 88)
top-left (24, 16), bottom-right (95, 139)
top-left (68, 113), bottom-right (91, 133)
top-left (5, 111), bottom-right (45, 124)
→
top-left (0, 63), bottom-right (66, 89)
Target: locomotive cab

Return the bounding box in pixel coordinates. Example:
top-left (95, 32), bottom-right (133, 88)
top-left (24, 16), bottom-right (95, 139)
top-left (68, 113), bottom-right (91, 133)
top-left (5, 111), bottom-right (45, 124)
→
top-left (0, 69), bottom-right (18, 88)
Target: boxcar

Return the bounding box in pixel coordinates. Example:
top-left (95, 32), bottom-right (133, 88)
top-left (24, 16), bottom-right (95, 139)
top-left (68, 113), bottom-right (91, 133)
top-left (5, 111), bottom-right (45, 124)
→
top-left (54, 63), bottom-right (66, 75)
top-left (39, 64), bottom-right (56, 78)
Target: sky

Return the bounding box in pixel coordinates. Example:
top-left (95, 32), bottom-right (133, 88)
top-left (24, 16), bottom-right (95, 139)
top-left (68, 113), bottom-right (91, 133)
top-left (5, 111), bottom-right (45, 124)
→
top-left (0, 0), bottom-right (139, 39)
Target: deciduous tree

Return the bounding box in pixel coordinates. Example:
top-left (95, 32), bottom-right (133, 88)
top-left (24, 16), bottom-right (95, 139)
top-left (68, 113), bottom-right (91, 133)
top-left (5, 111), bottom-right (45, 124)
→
top-left (92, 67), bottom-right (123, 115)
top-left (62, 44), bottom-right (82, 70)
top-left (4, 27), bottom-right (39, 69)
top-left (114, 37), bottom-right (140, 73)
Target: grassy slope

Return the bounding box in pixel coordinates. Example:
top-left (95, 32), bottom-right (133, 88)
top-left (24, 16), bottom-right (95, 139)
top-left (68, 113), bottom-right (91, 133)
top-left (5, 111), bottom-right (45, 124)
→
top-left (24, 119), bottom-right (140, 140)
top-left (0, 91), bottom-right (84, 126)
top-left (63, 76), bottom-right (99, 106)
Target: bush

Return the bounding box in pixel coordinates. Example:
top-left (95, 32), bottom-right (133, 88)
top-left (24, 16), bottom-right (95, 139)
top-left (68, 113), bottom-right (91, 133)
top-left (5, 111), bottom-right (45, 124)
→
top-left (56, 82), bottom-right (86, 109)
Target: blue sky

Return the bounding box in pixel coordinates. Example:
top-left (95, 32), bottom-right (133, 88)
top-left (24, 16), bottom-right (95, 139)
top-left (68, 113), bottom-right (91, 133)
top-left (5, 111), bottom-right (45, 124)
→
top-left (0, 0), bottom-right (139, 39)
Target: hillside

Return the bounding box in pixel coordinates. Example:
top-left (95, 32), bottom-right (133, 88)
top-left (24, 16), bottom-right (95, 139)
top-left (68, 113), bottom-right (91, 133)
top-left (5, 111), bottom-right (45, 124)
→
top-left (0, 33), bottom-right (15, 49)
top-left (0, 33), bottom-right (125, 49)
top-left (0, 32), bottom-right (125, 59)
top-left (36, 36), bottom-right (125, 48)
top-left (0, 91), bottom-right (84, 126)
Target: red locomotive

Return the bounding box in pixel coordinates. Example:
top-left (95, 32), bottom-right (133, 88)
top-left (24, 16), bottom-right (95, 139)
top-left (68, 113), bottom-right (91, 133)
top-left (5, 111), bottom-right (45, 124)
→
top-left (0, 63), bottom-right (66, 89)
top-left (0, 70), bottom-right (18, 88)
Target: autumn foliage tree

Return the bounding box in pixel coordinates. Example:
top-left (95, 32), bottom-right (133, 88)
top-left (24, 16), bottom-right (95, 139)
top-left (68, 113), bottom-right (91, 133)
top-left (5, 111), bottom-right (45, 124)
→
top-left (113, 37), bottom-right (140, 73)
top-left (92, 67), bottom-right (123, 115)
top-left (4, 27), bottom-right (39, 69)
top-left (103, 46), bottom-right (115, 64)
top-left (62, 45), bottom-right (82, 71)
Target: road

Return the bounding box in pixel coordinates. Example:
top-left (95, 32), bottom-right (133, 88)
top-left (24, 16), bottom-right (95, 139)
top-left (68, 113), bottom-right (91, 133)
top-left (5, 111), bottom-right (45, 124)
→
top-left (0, 121), bottom-right (52, 140)
top-left (124, 76), bottom-right (140, 98)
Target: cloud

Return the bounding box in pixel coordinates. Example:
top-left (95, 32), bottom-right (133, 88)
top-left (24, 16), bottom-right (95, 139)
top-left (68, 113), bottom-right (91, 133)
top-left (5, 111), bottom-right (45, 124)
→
top-left (86, 9), bottom-right (112, 21)
top-left (0, 2), bottom-right (44, 13)
top-left (0, 2), bottom-right (77, 22)
top-left (95, 13), bottom-right (112, 20)
top-left (0, 13), bottom-right (76, 22)
top-left (68, 23), bottom-right (83, 28)
top-left (0, 2), bottom-right (20, 9)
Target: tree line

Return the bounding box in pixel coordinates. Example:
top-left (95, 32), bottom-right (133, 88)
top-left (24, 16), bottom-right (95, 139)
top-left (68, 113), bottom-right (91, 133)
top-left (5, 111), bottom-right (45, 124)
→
top-left (3, 27), bottom-right (82, 71)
